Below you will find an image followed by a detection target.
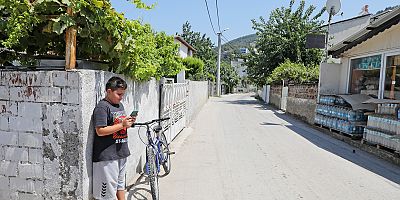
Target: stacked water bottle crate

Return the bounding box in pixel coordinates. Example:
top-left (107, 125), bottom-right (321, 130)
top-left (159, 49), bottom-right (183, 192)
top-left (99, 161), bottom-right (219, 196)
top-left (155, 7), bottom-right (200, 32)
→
top-left (315, 95), bottom-right (366, 136)
top-left (364, 103), bottom-right (400, 152)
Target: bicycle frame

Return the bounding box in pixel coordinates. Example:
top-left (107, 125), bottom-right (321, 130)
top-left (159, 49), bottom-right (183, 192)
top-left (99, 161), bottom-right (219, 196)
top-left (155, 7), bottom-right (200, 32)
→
top-left (145, 125), bottom-right (167, 174)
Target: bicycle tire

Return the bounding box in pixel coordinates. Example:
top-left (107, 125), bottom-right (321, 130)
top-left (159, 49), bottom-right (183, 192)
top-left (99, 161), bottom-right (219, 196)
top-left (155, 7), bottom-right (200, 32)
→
top-left (146, 146), bottom-right (159, 200)
top-left (159, 132), bottom-right (171, 176)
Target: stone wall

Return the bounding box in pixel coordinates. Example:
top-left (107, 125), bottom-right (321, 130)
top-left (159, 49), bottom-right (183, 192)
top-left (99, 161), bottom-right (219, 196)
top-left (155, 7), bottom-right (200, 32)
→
top-left (286, 84), bottom-right (317, 124)
top-left (269, 85), bottom-right (282, 108)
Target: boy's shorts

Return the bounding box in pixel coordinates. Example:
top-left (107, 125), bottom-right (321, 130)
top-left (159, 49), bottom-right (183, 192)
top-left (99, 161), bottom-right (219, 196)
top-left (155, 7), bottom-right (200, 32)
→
top-left (93, 158), bottom-right (127, 200)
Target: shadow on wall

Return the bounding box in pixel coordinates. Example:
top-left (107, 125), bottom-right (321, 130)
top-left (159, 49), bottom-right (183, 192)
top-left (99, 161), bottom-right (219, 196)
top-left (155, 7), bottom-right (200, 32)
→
top-left (85, 71), bottom-right (106, 199)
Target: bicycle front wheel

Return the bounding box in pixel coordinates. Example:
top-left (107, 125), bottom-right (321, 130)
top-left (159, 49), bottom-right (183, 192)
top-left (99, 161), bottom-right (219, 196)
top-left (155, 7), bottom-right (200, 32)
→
top-left (146, 146), bottom-right (159, 200)
top-left (159, 132), bottom-right (171, 176)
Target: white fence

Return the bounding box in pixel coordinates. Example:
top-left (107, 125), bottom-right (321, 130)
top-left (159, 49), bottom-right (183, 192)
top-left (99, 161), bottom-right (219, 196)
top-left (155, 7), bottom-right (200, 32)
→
top-left (160, 82), bottom-right (189, 143)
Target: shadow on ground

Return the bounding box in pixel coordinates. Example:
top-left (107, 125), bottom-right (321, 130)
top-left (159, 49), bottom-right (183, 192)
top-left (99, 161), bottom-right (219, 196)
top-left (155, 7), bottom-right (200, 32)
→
top-left (126, 175), bottom-right (151, 200)
top-left (223, 97), bottom-right (400, 185)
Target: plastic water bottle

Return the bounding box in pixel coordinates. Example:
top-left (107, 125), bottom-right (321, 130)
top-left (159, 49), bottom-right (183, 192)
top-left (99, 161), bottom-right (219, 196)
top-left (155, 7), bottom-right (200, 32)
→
top-left (397, 107), bottom-right (400, 120)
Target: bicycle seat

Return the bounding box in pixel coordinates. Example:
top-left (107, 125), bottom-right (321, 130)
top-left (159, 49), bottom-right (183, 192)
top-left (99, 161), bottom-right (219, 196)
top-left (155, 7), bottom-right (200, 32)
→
top-left (154, 125), bottom-right (163, 133)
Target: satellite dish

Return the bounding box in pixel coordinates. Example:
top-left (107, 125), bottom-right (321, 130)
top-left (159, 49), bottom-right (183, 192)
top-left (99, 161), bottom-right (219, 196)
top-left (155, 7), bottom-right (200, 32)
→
top-left (326, 0), bottom-right (341, 16)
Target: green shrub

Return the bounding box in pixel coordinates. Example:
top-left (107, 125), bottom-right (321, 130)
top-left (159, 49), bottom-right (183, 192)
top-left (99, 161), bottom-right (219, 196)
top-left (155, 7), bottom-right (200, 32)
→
top-left (267, 59), bottom-right (319, 85)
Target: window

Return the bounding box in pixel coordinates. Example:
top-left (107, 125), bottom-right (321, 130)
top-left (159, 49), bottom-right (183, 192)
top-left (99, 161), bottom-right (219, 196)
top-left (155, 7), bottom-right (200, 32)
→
top-left (349, 55), bottom-right (382, 97)
top-left (383, 54), bottom-right (400, 99)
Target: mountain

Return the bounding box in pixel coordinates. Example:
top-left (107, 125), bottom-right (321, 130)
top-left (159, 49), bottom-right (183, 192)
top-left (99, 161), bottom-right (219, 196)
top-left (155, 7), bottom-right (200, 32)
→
top-left (221, 34), bottom-right (257, 52)
top-left (376, 5), bottom-right (399, 15)
top-left (219, 34), bottom-right (257, 61)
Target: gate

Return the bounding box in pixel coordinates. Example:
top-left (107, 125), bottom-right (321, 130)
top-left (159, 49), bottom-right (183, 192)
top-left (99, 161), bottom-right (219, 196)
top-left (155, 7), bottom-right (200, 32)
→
top-left (160, 80), bottom-right (189, 143)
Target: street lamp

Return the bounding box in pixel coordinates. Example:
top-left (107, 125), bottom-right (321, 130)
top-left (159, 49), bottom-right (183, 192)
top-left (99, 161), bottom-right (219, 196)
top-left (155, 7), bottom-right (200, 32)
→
top-left (217, 28), bottom-right (229, 96)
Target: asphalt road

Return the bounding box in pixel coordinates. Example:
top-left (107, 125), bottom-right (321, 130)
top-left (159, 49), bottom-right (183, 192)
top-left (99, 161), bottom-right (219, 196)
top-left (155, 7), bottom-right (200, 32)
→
top-left (127, 93), bottom-right (400, 200)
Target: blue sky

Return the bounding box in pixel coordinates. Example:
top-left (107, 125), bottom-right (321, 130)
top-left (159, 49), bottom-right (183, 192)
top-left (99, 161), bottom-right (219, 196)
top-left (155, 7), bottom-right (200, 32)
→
top-left (110, 0), bottom-right (399, 45)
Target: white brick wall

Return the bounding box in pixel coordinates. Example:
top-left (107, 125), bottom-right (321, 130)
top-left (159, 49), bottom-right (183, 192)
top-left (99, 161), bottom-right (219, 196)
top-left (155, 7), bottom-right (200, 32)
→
top-left (29, 148), bottom-right (43, 164)
top-left (52, 71), bottom-right (68, 87)
top-left (18, 102), bottom-right (42, 119)
top-left (0, 176), bottom-right (9, 190)
top-left (26, 71), bottom-right (52, 87)
top-left (19, 193), bottom-right (44, 200)
top-left (0, 71), bottom-right (5, 85)
top-left (67, 72), bottom-right (80, 88)
top-left (0, 70), bottom-right (82, 199)
top-left (10, 178), bottom-right (35, 193)
top-left (9, 116), bottom-right (42, 133)
top-left (0, 131), bottom-right (18, 145)
top-left (62, 87), bottom-right (80, 104)
top-left (47, 87), bottom-right (62, 102)
top-left (4, 146), bottom-right (28, 162)
top-left (0, 116), bottom-right (8, 131)
top-left (0, 161), bottom-right (18, 176)
top-left (0, 146), bottom-right (3, 160)
top-left (0, 190), bottom-right (11, 200)
top-left (9, 87), bottom-right (27, 102)
top-left (0, 86), bottom-right (9, 100)
top-left (18, 164), bottom-right (43, 179)
top-left (19, 132), bottom-right (43, 148)
top-left (0, 101), bottom-right (18, 116)
top-left (7, 72), bottom-right (27, 87)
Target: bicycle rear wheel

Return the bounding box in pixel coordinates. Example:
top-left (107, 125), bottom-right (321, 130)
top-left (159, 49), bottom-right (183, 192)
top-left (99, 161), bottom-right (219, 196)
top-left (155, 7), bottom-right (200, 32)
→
top-left (159, 132), bottom-right (171, 176)
top-left (146, 146), bottom-right (159, 200)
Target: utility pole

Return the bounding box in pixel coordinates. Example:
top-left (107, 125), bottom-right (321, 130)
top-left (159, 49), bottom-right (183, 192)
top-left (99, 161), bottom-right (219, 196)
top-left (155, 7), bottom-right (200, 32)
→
top-left (216, 32), bottom-right (222, 96)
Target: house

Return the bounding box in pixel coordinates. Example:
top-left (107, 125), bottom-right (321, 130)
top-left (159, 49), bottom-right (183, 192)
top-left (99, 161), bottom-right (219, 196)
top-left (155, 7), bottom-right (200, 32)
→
top-left (174, 36), bottom-right (196, 83)
top-left (319, 7), bottom-right (400, 100)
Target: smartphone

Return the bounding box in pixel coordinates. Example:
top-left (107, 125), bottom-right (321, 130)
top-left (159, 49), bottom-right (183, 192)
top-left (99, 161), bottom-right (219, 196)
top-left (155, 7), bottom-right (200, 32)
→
top-left (130, 110), bottom-right (138, 117)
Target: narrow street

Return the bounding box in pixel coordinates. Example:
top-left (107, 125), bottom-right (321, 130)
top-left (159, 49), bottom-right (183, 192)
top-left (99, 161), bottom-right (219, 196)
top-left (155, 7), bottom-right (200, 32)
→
top-left (128, 93), bottom-right (400, 200)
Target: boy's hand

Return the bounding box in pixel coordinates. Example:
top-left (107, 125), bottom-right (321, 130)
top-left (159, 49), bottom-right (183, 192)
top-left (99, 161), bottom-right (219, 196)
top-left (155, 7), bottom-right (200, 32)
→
top-left (122, 116), bottom-right (135, 128)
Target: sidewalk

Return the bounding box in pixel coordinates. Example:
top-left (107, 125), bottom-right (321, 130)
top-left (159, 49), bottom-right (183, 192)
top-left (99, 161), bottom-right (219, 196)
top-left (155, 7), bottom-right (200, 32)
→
top-left (125, 126), bottom-right (194, 200)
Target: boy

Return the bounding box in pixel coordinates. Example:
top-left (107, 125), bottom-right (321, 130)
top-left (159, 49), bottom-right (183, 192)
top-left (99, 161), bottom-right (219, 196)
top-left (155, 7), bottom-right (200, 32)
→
top-left (92, 76), bottom-right (136, 200)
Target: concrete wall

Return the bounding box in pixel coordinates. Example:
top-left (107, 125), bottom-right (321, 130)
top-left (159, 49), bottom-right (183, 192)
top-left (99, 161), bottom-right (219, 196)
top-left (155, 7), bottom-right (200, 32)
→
top-left (187, 81), bottom-right (209, 125)
top-left (0, 70), bottom-right (83, 200)
top-left (0, 69), bottom-right (209, 199)
top-left (319, 62), bottom-right (342, 95)
top-left (79, 70), bottom-right (160, 199)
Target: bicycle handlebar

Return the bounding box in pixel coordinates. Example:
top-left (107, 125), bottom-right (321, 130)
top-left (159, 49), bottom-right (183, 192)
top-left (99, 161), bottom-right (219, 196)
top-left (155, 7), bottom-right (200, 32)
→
top-left (132, 117), bottom-right (170, 127)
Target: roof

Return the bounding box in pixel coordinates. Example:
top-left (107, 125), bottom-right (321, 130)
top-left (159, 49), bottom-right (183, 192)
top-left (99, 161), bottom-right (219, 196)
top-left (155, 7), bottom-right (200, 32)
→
top-left (320, 14), bottom-right (371, 28)
top-left (329, 7), bottom-right (400, 58)
top-left (174, 36), bottom-right (196, 52)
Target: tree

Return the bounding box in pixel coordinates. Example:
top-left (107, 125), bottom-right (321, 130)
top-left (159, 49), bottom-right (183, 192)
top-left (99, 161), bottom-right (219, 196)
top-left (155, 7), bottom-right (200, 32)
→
top-left (182, 56), bottom-right (204, 81)
top-left (246, 0), bottom-right (325, 86)
top-left (0, 0), bottom-right (183, 81)
top-left (179, 21), bottom-right (217, 81)
top-left (221, 61), bottom-right (239, 93)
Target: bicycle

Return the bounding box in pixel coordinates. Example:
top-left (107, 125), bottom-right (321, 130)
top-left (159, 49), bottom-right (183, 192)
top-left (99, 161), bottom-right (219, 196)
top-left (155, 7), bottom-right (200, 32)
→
top-left (132, 117), bottom-right (174, 200)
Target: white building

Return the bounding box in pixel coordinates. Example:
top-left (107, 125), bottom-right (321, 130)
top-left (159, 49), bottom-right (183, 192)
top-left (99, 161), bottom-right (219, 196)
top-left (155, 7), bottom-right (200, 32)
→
top-left (174, 36), bottom-right (196, 83)
top-left (320, 7), bottom-right (400, 100)
top-left (231, 58), bottom-right (247, 78)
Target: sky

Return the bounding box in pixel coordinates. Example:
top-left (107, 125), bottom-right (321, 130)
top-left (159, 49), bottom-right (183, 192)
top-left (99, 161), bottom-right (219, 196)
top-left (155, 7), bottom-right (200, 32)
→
top-left (110, 0), bottom-right (399, 45)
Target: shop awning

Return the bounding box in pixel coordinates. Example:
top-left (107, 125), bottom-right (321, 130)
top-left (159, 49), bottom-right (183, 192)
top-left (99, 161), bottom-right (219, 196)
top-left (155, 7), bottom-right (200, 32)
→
top-left (329, 8), bottom-right (400, 58)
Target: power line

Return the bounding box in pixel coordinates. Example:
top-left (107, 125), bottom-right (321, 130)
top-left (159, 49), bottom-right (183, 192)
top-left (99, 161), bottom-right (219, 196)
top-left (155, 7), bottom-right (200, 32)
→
top-left (204, 0), bottom-right (217, 35)
top-left (215, 0), bottom-right (221, 32)
top-left (221, 35), bottom-right (236, 51)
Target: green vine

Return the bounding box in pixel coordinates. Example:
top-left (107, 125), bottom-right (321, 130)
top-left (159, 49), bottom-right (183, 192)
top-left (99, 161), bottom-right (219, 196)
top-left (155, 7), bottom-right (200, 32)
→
top-left (0, 0), bottom-right (182, 81)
